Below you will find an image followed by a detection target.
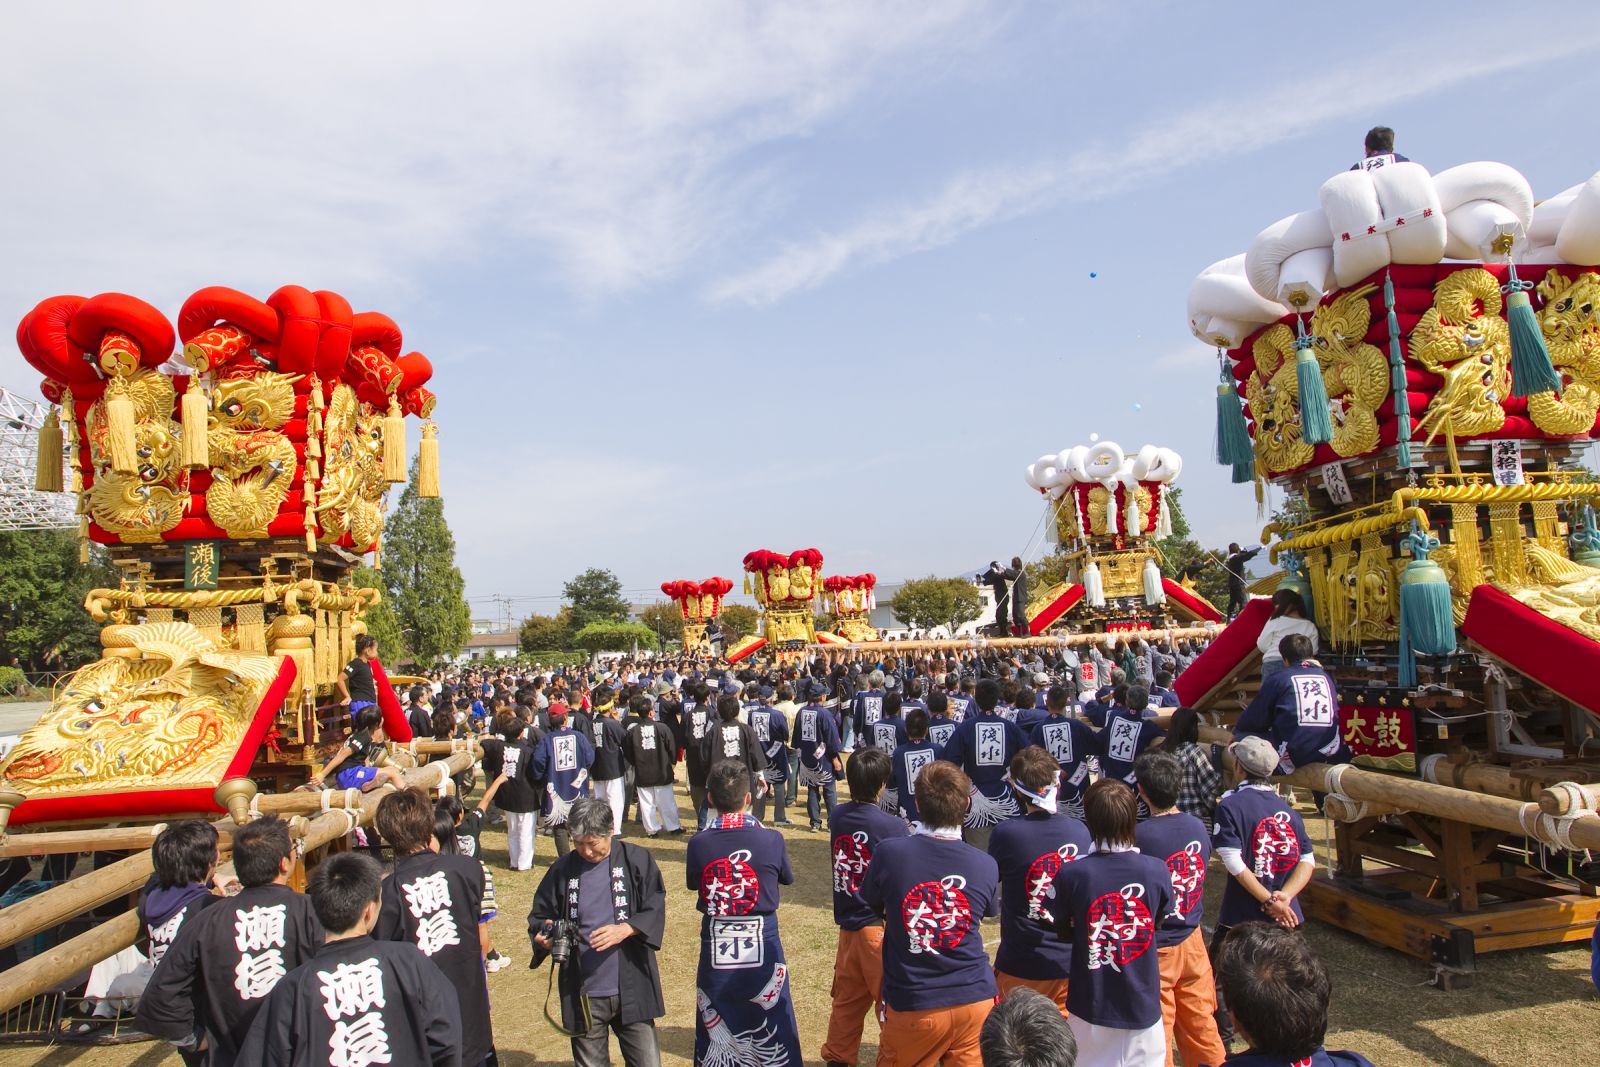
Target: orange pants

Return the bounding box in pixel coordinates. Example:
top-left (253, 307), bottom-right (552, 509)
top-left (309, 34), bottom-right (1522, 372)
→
top-left (1158, 927), bottom-right (1227, 1067)
top-left (821, 925), bottom-right (885, 1066)
top-left (877, 999), bottom-right (992, 1067)
top-left (994, 970), bottom-right (1069, 1016)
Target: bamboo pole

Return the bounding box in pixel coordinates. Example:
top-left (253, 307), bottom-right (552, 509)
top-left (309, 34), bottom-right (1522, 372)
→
top-left (1282, 762), bottom-right (1600, 851)
top-left (0, 823), bottom-right (236, 860)
top-left (807, 626), bottom-right (1219, 655)
top-left (0, 752), bottom-right (473, 1014)
top-left (1539, 781), bottom-right (1600, 817)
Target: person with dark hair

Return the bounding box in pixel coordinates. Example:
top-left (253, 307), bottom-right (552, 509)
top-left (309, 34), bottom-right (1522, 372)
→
top-left (235, 853), bottom-right (459, 1067)
top-left (1097, 684), bottom-right (1164, 791)
top-left (938, 678), bottom-right (1029, 850)
top-left (336, 634), bottom-right (380, 720)
top-left (979, 988), bottom-right (1079, 1067)
top-left (308, 704), bottom-right (407, 793)
top-left (407, 685), bottom-right (435, 741)
top-left (1256, 589), bottom-right (1319, 680)
top-left (588, 686), bottom-right (629, 837)
top-left (374, 788), bottom-right (494, 1067)
top-left (1052, 779), bottom-right (1178, 1066)
top-left (1134, 753), bottom-right (1227, 1067)
top-left (867, 689), bottom-right (909, 754)
top-left (532, 703), bottom-right (597, 856)
top-left (1029, 684), bottom-right (1097, 820)
top-left (749, 687), bottom-right (793, 826)
top-left (138, 818), bottom-right (322, 1066)
top-left (1162, 708), bottom-right (1223, 823)
top-left (486, 713), bottom-right (542, 871)
top-left (1000, 557), bottom-right (1029, 636)
top-left (862, 760), bottom-right (999, 1066)
top-left (1216, 924), bottom-right (1375, 1066)
top-left (926, 690), bottom-right (958, 747)
top-left (850, 669), bottom-right (887, 751)
top-left (1350, 125), bottom-right (1409, 172)
top-left (1221, 544), bottom-right (1260, 618)
top-left (1149, 670), bottom-right (1179, 709)
top-left (985, 561), bottom-right (1011, 637)
top-left (1234, 633), bottom-right (1347, 774)
top-left (890, 709), bottom-right (940, 825)
top-left (685, 759), bottom-right (801, 1066)
top-left (437, 788), bottom-right (511, 973)
top-left (796, 677), bottom-right (844, 832)
top-left (699, 693), bottom-right (768, 802)
top-left (137, 819), bottom-right (222, 1005)
top-left (949, 674), bottom-right (978, 722)
top-left (822, 747), bottom-right (909, 1067)
top-left (988, 747), bottom-right (1091, 1015)
top-left (528, 797), bottom-right (668, 1067)
top-left (680, 681), bottom-right (716, 830)
top-left (625, 693), bottom-right (683, 837)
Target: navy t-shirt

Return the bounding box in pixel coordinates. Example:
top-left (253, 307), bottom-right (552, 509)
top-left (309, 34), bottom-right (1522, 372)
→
top-left (948, 693), bottom-right (976, 722)
top-left (1235, 664), bottom-right (1349, 773)
top-left (861, 835), bottom-right (999, 1013)
top-left (685, 815), bottom-right (793, 920)
top-left (890, 740), bottom-right (940, 825)
top-left (1097, 710), bottom-right (1163, 785)
top-left (926, 715), bottom-right (957, 750)
top-left (1221, 1049), bottom-right (1376, 1067)
top-left (1135, 812), bottom-right (1212, 948)
top-left (938, 713), bottom-right (1028, 794)
top-left (1016, 705), bottom-right (1050, 733)
top-left (1029, 714), bottom-right (1099, 805)
top-left (868, 715), bottom-right (908, 754)
top-left (851, 689), bottom-right (886, 738)
top-left (1054, 848), bottom-right (1179, 1029)
top-left (794, 704), bottom-right (841, 779)
top-left (1212, 784), bottom-right (1313, 928)
top-left (829, 801), bottom-right (911, 929)
top-left (988, 812), bottom-right (1092, 980)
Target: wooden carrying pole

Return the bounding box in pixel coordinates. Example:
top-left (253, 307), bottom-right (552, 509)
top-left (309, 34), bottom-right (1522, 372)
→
top-left (807, 626), bottom-right (1219, 654)
top-left (1283, 762), bottom-right (1600, 851)
top-left (0, 753), bottom-right (472, 1015)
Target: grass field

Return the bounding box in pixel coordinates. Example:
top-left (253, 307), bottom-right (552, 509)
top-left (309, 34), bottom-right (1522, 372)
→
top-left (2, 784), bottom-right (1595, 1066)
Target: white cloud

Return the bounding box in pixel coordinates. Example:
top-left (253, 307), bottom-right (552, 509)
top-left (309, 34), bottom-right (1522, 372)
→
top-left (0, 1), bottom-right (985, 321)
top-left (707, 29), bottom-right (1600, 306)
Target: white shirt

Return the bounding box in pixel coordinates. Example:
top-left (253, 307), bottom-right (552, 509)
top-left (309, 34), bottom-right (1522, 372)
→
top-left (1257, 615), bottom-right (1320, 663)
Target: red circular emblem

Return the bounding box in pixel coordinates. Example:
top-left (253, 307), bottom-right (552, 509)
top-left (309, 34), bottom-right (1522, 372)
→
top-left (1024, 844), bottom-right (1079, 919)
top-left (901, 876), bottom-right (973, 954)
top-left (701, 849), bottom-right (760, 915)
top-left (1252, 813), bottom-right (1300, 875)
top-left (1165, 844), bottom-right (1206, 914)
top-left (833, 832), bottom-right (873, 894)
top-left (1085, 885), bottom-right (1154, 968)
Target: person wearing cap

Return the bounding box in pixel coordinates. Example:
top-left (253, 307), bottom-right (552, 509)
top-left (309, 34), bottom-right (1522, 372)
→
top-left (988, 747), bottom-right (1091, 1015)
top-left (796, 678), bottom-right (844, 832)
top-left (650, 678), bottom-right (681, 738)
top-left (749, 687), bottom-right (793, 827)
top-left (1210, 734), bottom-right (1316, 1045)
top-left (1233, 634), bottom-right (1348, 775)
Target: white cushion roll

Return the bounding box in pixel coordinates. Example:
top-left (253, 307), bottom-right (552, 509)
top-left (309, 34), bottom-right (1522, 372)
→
top-left (1245, 209), bottom-right (1333, 302)
top-left (1518, 244), bottom-right (1566, 265)
top-left (1373, 162), bottom-right (1446, 264)
top-left (1201, 317), bottom-right (1253, 349)
top-left (1321, 171), bottom-right (1390, 286)
top-left (1188, 254), bottom-right (1286, 325)
top-left (1556, 174), bottom-right (1600, 265)
top-left (1443, 199), bottom-right (1524, 261)
top-left (1529, 183), bottom-right (1582, 246)
top-left (1277, 247), bottom-right (1334, 307)
top-left (1432, 162), bottom-right (1533, 227)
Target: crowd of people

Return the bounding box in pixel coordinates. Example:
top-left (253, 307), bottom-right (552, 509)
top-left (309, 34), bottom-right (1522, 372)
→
top-left (122, 597), bottom-right (1370, 1067)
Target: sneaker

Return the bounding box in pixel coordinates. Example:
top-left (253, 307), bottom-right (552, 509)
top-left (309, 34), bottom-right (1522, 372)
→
top-left (776, 820), bottom-right (796, 828)
top-left (486, 951), bottom-right (510, 973)
top-left (807, 823), bottom-right (822, 832)
top-left (669, 828), bottom-right (687, 836)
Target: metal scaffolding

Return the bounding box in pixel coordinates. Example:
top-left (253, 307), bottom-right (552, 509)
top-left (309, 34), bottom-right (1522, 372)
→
top-left (0, 386), bottom-right (77, 531)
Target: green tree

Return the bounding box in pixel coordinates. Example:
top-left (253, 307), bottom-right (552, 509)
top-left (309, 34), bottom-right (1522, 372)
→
top-left (353, 565), bottom-right (408, 662)
top-left (719, 604), bottom-right (759, 643)
top-left (889, 576), bottom-right (985, 634)
top-left (563, 568), bottom-right (630, 632)
top-left (572, 621), bottom-right (659, 654)
top-left (376, 459), bottom-right (471, 664)
top-left (638, 601), bottom-right (685, 647)
top-left (0, 531), bottom-right (114, 675)
top-left (519, 608), bottom-right (574, 653)
top-left (1153, 488), bottom-right (1233, 610)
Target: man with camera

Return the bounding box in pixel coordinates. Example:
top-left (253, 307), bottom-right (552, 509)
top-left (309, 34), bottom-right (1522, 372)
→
top-left (527, 797), bottom-right (668, 1067)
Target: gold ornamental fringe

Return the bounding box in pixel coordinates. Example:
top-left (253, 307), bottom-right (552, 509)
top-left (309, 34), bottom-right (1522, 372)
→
top-left (34, 409), bottom-right (62, 492)
top-left (418, 423), bottom-right (439, 498)
top-left (180, 375), bottom-right (209, 469)
top-left (104, 376), bottom-right (138, 475)
top-left (315, 609), bottom-right (333, 688)
top-left (189, 604), bottom-right (224, 647)
top-left (1450, 502), bottom-right (1485, 594)
top-left (339, 610), bottom-right (355, 672)
top-left (1488, 502), bottom-right (1527, 585)
top-left (234, 602), bottom-right (266, 653)
top-left (383, 398), bottom-right (406, 483)
top-left (145, 608), bottom-right (174, 625)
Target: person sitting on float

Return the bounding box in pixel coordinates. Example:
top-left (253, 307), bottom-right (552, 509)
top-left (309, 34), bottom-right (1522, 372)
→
top-left (1255, 589), bottom-right (1319, 681)
top-left (1233, 635), bottom-right (1349, 775)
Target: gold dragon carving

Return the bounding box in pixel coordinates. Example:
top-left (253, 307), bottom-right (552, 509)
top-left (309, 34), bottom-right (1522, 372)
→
top-left (0, 622), bottom-right (283, 795)
top-left (315, 384), bottom-right (387, 548)
top-left (1310, 285), bottom-right (1387, 458)
top-left (1411, 269), bottom-right (1511, 443)
top-left (205, 373), bottom-right (301, 538)
top-left (85, 369), bottom-right (185, 540)
top-left (1246, 324), bottom-right (1315, 474)
top-left (1528, 270), bottom-right (1600, 435)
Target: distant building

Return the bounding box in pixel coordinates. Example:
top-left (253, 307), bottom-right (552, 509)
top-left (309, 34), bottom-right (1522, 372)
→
top-left (454, 630), bottom-right (520, 663)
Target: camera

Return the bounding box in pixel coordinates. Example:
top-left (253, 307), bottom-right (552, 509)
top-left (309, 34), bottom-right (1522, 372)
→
top-left (540, 919), bottom-right (578, 965)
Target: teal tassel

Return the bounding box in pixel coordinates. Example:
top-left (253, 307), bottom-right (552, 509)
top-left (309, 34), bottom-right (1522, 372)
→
top-left (1396, 524), bottom-right (1455, 689)
top-left (1230, 456), bottom-right (1255, 485)
top-left (1215, 359), bottom-right (1252, 467)
top-left (1571, 504), bottom-right (1600, 568)
top-left (1504, 269), bottom-right (1562, 398)
top-left (1384, 270), bottom-right (1413, 468)
top-left (1295, 319), bottom-right (1333, 446)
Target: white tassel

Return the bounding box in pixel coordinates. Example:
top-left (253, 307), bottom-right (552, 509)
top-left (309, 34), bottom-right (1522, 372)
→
top-left (1044, 500), bottom-right (1059, 545)
top-left (1143, 558), bottom-right (1166, 605)
top-left (1156, 489), bottom-right (1173, 539)
top-left (1084, 561), bottom-right (1106, 607)
top-left (1104, 485), bottom-right (1119, 536)
top-left (1125, 486), bottom-right (1141, 535)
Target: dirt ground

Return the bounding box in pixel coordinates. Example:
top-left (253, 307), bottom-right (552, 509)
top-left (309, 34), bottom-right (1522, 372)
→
top-left (2, 785), bottom-right (1595, 1066)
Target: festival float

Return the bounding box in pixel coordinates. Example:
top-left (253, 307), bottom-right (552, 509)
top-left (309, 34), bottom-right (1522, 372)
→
top-left (821, 574), bottom-right (881, 643)
top-left (1184, 159), bottom-right (1600, 979)
top-left (659, 577), bottom-right (734, 655)
top-left (0, 286), bottom-right (475, 1027)
top-left (725, 548), bottom-right (824, 663)
top-left (1022, 441), bottom-right (1224, 634)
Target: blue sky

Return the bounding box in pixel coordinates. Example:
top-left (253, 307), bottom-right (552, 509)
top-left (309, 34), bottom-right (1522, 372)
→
top-left (3, 3), bottom-right (1598, 619)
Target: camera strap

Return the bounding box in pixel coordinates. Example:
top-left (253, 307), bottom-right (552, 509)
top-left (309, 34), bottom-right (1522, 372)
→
top-left (546, 843), bottom-right (633, 1037)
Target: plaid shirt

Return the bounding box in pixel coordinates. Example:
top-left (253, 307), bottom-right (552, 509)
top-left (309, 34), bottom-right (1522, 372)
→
top-left (1173, 741), bottom-right (1222, 823)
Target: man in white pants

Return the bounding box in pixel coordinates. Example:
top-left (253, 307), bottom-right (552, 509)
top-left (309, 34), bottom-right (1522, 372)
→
top-left (623, 693), bottom-right (682, 837)
top-left (492, 715), bottom-right (539, 870)
top-left (589, 686), bottom-right (630, 837)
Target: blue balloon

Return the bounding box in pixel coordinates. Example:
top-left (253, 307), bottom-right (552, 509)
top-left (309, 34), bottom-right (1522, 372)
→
top-left (1089, 271), bottom-right (1098, 279)
top-left (1132, 402), bottom-right (1143, 412)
